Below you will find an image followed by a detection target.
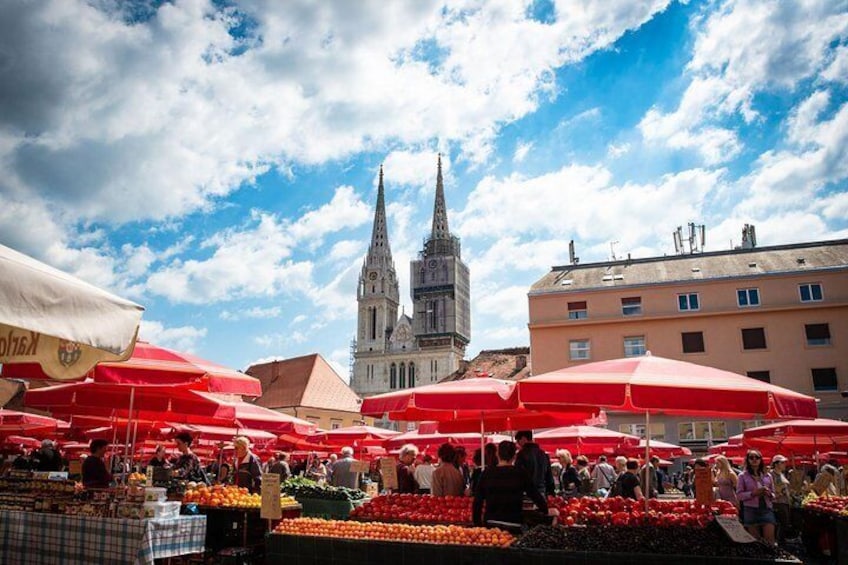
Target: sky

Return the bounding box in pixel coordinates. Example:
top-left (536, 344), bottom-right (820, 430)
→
top-left (1, 0), bottom-right (846, 380)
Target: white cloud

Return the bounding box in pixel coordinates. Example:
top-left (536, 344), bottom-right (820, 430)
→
top-left (638, 0), bottom-right (848, 163)
top-left (328, 240), bottom-right (365, 262)
top-left (254, 331), bottom-right (308, 348)
top-left (607, 142), bottom-right (631, 158)
top-left (381, 150), bottom-right (448, 193)
top-left (220, 306), bottom-right (283, 321)
top-left (513, 141), bottom-right (533, 163)
top-left (0, 0), bottom-right (671, 234)
top-left (288, 185), bottom-right (371, 246)
top-left (139, 320), bottom-right (207, 353)
top-left (290, 314), bottom-right (308, 326)
top-left (822, 45), bottom-right (848, 84)
top-left (475, 284), bottom-right (529, 322)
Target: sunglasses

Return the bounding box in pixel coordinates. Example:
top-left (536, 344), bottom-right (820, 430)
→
top-left (748, 455), bottom-right (761, 460)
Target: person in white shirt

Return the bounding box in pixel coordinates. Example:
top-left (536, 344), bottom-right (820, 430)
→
top-left (592, 455), bottom-right (617, 494)
top-left (414, 454), bottom-right (435, 494)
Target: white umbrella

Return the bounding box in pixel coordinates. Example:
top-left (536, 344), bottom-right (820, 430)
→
top-left (0, 243), bottom-right (144, 379)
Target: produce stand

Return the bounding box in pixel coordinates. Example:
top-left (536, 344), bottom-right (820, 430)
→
top-left (265, 530), bottom-right (800, 565)
top-left (196, 504), bottom-right (302, 555)
top-left (297, 497), bottom-right (365, 519)
top-left (0, 509), bottom-right (206, 565)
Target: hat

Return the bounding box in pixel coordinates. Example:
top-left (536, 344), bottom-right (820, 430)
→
top-left (771, 455), bottom-right (787, 464)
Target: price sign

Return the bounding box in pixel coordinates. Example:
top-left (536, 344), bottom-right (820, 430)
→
top-left (350, 460), bottom-right (370, 474)
top-left (694, 467), bottom-right (713, 506)
top-left (260, 473), bottom-right (282, 520)
top-left (68, 460), bottom-right (82, 476)
top-left (716, 515), bottom-right (757, 543)
top-left (380, 457), bottom-right (398, 490)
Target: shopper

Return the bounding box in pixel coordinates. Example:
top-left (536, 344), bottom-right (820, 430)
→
top-left (515, 430), bottom-right (554, 498)
top-left (812, 464), bottom-right (839, 496)
top-left (713, 455), bottom-right (738, 506)
top-left (305, 452), bottom-right (328, 483)
top-left (233, 436), bottom-right (262, 493)
top-left (473, 440), bottom-right (555, 527)
top-left (172, 432), bottom-right (207, 483)
top-left (691, 459), bottom-right (709, 499)
top-left (469, 444), bottom-right (497, 496)
top-left (618, 459), bottom-right (644, 501)
top-left (737, 450), bottom-right (776, 545)
top-left (270, 453), bottom-right (291, 481)
top-left (432, 443), bottom-right (465, 497)
top-left (218, 463), bottom-right (232, 484)
top-left (555, 449), bottom-right (580, 496)
top-left (454, 446), bottom-right (471, 489)
top-left (414, 454), bottom-right (435, 494)
top-left (592, 455), bottom-right (616, 494)
top-left (575, 455), bottom-right (592, 495)
top-left (82, 439), bottom-right (113, 489)
top-left (33, 439), bottom-right (63, 472)
top-left (396, 444), bottom-right (419, 493)
top-left (330, 447), bottom-right (360, 490)
top-left (148, 445), bottom-right (168, 468)
top-left (770, 455), bottom-right (792, 544)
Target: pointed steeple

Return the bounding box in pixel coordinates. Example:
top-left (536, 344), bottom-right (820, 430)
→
top-left (367, 165), bottom-right (393, 266)
top-left (431, 154), bottom-right (450, 241)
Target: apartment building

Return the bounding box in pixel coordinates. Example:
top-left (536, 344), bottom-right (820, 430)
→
top-left (528, 238), bottom-right (848, 450)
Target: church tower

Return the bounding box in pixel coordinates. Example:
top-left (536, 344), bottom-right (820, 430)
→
top-left (410, 155), bottom-right (471, 352)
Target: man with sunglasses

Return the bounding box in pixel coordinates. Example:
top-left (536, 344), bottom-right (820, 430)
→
top-left (736, 450), bottom-right (776, 545)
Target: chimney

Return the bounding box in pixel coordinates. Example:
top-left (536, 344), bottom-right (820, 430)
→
top-left (515, 355), bottom-right (527, 371)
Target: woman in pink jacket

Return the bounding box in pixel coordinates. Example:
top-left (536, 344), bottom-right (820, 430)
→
top-left (736, 450), bottom-right (776, 545)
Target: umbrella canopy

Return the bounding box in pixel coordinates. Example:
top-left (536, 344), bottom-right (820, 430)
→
top-left (708, 441), bottom-right (750, 457)
top-left (534, 425), bottom-right (639, 455)
top-left (4, 341), bottom-right (262, 397)
top-left (2, 435), bottom-right (42, 449)
top-left (383, 429), bottom-right (512, 454)
top-left (519, 353), bottom-right (818, 419)
top-left (618, 439), bottom-right (692, 459)
top-left (0, 409), bottom-right (66, 435)
top-left (309, 425), bottom-right (401, 445)
top-left (165, 423), bottom-right (278, 445)
top-left (0, 243), bottom-right (144, 379)
top-left (743, 419), bottom-right (848, 453)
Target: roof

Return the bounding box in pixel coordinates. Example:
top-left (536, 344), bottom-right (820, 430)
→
top-left (441, 347), bottom-right (531, 382)
top-left (246, 354), bottom-right (362, 413)
top-left (531, 238), bottom-right (848, 294)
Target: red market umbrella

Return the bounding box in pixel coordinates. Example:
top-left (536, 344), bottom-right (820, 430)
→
top-left (519, 354), bottom-right (817, 420)
top-left (309, 425), bottom-right (401, 445)
top-left (165, 423), bottom-right (277, 445)
top-left (618, 439), bottom-right (692, 459)
top-left (743, 419), bottom-right (848, 454)
top-left (0, 409), bottom-right (66, 434)
top-left (2, 435), bottom-right (42, 449)
top-left (519, 353), bottom-right (818, 505)
top-left (4, 341), bottom-right (262, 396)
top-left (534, 425), bottom-right (640, 456)
top-left (361, 377), bottom-right (521, 415)
top-left (383, 428), bottom-right (511, 454)
top-left (708, 441), bottom-right (750, 457)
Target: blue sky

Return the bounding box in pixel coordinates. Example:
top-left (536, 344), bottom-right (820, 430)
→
top-left (1, 0), bottom-right (846, 379)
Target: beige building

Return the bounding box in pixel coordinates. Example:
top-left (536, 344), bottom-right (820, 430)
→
top-left (246, 354), bottom-right (373, 430)
top-left (528, 237), bottom-right (848, 450)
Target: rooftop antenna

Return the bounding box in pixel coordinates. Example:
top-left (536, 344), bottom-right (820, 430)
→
top-left (610, 241), bottom-right (619, 261)
top-left (569, 240), bottom-right (579, 265)
top-left (688, 222), bottom-right (706, 254)
top-left (673, 227), bottom-right (684, 255)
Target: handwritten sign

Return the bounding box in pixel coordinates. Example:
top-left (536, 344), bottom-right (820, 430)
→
top-left (695, 467), bottom-right (713, 506)
top-left (380, 457), bottom-right (398, 490)
top-left (350, 460), bottom-right (370, 474)
top-left (716, 515), bottom-right (757, 543)
top-left (260, 473), bottom-right (282, 520)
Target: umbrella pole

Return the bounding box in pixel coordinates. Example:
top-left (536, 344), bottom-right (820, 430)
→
top-left (130, 420), bottom-right (139, 471)
top-left (644, 411), bottom-right (651, 512)
top-left (110, 409), bottom-right (118, 471)
top-left (124, 386), bottom-right (135, 480)
top-left (480, 414), bottom-right (485, 472)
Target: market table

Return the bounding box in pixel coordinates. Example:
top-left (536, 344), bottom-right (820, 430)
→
top-left (0, 509), bottom-right (206, 565)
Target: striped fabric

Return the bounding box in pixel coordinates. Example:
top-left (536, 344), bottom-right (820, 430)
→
top-left (0, 510), bottom-right (206, 564)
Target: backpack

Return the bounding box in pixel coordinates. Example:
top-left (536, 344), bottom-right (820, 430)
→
top-left (608, 474), bottom-right (623, 498)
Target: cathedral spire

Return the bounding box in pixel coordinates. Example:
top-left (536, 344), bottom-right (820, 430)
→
top-left (431, 154), bottom-right (450, 241)
top-left (367, 165), bottom-right (392, 265)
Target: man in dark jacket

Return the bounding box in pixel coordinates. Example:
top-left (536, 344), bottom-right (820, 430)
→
top-left (515, 430), bottom-right (554, 498)
top-left (33, 440), bottom-right (63, 472)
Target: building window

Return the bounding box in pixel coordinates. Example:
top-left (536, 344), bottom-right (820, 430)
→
top-left (568, 301), bottom-right (587, 319)
top-left (681, 331), bottom-right (705, 353)
top-left (621, 297), bottom-right (642, 316)
top-left (678, 421), bottom-right (727, 441)
top-left (746, 371), bottom-right (771, 383)
top-left (737, 288), bottom-right (760, 307)
top-left (740, 420), bottom-right (767, 431)
top-left (799, 283), bottom-right (823, 303)
top-left (619, 423), bottom-right (665, 441)
top-left (678, 293), bottom-right (700, 311)
top-left (741, 327), bottom-right (767, 350)
top-left (811, 368), bottom-right (838, 392)
top-left (427, 300), bottom-right (438, 331)
top-left (399, 362), bottom-right (406, 389)
top-left (805, 323), bottom-right (831, 346)
top-left (569, 339), bottom-right (590, 361)
top-left (624, 336), bottom-right (646, 357)
top-left (408, 362), bottom-right (415, 388)
top-left (331, 421), bottom-right (342, 430)
top-left (390, 363), bottom-right (397, 389)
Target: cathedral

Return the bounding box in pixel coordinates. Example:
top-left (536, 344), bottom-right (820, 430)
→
top-left (350, 156), bottom-right (471, 398)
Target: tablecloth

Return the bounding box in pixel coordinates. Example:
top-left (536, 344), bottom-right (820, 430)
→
top-left (0, 510), bottom-right (206, 565)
